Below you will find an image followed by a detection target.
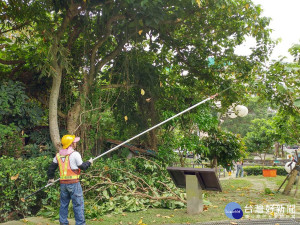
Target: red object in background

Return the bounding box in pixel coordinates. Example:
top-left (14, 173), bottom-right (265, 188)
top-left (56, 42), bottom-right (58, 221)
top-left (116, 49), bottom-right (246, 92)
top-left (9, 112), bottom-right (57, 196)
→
top-left (263, 169), bottom-right (277, 177)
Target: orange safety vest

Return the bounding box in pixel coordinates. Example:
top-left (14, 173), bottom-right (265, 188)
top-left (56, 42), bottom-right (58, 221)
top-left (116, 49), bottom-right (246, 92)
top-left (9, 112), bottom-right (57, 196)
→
top-left (56, 153), bottom-right (81, 180)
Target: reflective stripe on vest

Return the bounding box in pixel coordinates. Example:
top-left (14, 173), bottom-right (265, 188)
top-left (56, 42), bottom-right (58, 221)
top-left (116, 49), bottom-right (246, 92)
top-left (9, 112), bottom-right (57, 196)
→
top-left (56, 153), bottom-right (80, 180)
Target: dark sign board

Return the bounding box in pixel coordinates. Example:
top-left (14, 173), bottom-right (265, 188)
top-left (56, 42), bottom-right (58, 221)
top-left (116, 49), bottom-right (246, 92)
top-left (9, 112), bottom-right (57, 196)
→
top-left (167, 167), bottom-right (222, 192)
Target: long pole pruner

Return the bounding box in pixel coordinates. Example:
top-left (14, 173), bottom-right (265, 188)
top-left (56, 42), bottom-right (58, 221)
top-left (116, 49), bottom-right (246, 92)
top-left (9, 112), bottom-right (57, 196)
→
top-left (22, 89), bottom-right (228, 201)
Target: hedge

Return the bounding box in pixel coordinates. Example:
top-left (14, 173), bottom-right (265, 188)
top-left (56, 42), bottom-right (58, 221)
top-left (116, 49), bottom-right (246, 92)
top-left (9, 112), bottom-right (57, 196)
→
top-left (243, 166), bottom-right (287, 176)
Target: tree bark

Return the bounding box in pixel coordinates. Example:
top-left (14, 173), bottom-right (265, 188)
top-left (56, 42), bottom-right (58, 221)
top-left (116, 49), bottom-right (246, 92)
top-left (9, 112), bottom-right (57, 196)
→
top-left (212, 157), bottom-right (218, 172)
top-left (48, 3), bottom-right (81, 150)
top-left (67, 101), bottom-right (82, 134)
top-left (274, 142), bottom-right (279, 158)
top-left (49, 63), bottom-right (63, 151)
top-left (65, 15), bottom-right (127, 137)
top-left (283, 162), bottom-right (299, 195)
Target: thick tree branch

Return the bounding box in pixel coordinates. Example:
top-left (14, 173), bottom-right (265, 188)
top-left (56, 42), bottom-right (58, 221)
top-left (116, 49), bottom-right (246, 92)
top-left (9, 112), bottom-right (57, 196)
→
top-left (67, 24), bottom-right (82, 50)
top-left (0, 21), bottom-right (30, 35)
top-left (90, 14), bottom-right (125, 67)
top-left (0, 44), bottom-right (8, 49)
top-left (0, 59), bottom-right (25, 65)
top-left (100, 84), bottom-right (136, 89)
top-left (56, 2), bottom-right (82, 40)
top-left (95, 39), bottom-right (126, 73)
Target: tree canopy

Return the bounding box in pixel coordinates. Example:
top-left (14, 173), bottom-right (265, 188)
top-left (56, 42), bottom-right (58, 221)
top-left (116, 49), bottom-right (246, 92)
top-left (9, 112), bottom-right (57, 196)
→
top-left (1, 0), bottom-right (275, 153)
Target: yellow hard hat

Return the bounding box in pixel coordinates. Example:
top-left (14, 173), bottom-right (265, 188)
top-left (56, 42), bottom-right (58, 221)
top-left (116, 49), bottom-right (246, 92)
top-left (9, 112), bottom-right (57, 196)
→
top-left (61, 134), bottom-right (75, 149)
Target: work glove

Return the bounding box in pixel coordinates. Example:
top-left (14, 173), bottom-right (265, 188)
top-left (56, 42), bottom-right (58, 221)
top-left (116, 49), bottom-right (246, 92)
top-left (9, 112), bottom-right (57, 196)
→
top-left (48, 179), bottom-right (55, 184)
top-left (88, 158), bottom-right (93, 165)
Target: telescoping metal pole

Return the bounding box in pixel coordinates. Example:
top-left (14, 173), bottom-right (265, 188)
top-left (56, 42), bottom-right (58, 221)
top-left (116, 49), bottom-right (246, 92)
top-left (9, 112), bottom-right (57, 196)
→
top-left (23, 180), bottom-right (59, 201)
top-left (23, 91), bottom-right (223, 201)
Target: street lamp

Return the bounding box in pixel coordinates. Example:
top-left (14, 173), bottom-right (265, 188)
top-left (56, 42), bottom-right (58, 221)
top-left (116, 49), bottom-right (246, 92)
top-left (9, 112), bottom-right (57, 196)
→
top-left (227, 104), bottom-right (248, 118)
top-left (214, 101), bottom-right (248, 119)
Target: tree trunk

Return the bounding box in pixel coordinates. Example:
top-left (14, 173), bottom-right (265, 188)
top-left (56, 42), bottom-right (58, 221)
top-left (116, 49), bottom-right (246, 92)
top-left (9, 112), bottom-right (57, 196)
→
top-left (67, 101), bottom-right (82, 134)
top-left (212, 157), bottom-right (218, 172)
top-left (49, 65), bottom-right (62, 151)
top-left (180, 155), bottom-right (185, 167)
top-left (48, 3), bottom-right (80, 151)
top-left (283, 163), bottom-right (299, 195)
top-left (258, 152), bottom-right (263, 167)
top-left (262, 152), bottom-right (266, 168)
top-left (274, 142), bottom-right (279, 158)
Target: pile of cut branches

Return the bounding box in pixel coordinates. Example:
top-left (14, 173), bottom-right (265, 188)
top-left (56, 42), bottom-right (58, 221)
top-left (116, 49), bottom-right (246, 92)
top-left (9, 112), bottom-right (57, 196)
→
top-left (81, 156), bottom-right (186, 217)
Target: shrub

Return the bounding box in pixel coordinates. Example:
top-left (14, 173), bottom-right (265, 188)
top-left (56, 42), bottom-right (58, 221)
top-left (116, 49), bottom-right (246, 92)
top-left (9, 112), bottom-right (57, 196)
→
top-left (243, 166), bottom-right (287, 176)
top-left (0, 156), bottom-right (54, 222)
top-left (0, 124), bottom-right (24, 157)
top-left (0, 80), bottom-right (44, 130)
top-left (0, 81), bottom-right (46, 158)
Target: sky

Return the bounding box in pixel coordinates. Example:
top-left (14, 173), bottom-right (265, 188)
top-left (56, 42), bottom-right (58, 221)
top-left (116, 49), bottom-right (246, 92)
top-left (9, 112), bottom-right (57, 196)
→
top-left (235, 0), bottom-right (300, 62)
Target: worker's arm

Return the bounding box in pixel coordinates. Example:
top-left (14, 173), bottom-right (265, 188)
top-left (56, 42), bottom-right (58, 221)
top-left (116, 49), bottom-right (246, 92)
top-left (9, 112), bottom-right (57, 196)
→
top-left (78, 160), bottom-right (92, 171)
top-left (47, 162), bottom-right (58, 179)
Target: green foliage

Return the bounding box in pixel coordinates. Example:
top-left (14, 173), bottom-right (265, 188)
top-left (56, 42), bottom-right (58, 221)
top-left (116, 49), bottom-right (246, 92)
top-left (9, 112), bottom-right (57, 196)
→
top-left (294, 99), bottom-right (300, 108)
top-left (155, 104), bottom-right (219, 166)
top-left (0, 156), bottom-right (187, 222)
top-left (0, 81), bottom-right (46, 157)
top-left (24, 127), bottom-right (57, 158)
top-left (201, 128), bottom-right (245, 169)
top-left (0, 81), bottom-right (44, 130)
top-left (75, 157), bottom-right (186, 218)
top-left (221, 96), bottom-right (276, 137)
top-left (243, 166), bottom-right (287, 176)
top-left (0, 156), bottom-right (53, 222)
top-left (272, 111), bottom-right (300, 145)
top-left (264, 187), bottom-right (273, 195)
top-left (157, 143), bottom-right (178, 166)
top-left (244, 118), bottom-right (276, 155)
top-left (253, 43), bottom-right (300, 115)
top-left (1, 0), bottom-right (276, 159)
top-left (0, 124), bottom-right (24, 157)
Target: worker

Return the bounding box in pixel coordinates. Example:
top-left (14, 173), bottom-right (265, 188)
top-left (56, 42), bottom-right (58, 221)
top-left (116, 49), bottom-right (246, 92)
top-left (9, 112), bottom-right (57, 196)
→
top-left (47, 134), bottom-right (93, 225)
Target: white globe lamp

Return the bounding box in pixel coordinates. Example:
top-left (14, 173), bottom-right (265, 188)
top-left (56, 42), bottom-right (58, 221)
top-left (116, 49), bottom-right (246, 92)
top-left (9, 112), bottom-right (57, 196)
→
top-left (235, 105), bottom-right (248, 117)
top-left (285, 162), bottom-right (296, 173)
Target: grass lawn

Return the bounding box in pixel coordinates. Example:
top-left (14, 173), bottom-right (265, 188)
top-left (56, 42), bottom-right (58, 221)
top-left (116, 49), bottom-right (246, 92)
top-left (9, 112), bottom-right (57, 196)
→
top-left (86, 176), bottom-right (298, 225)
top-left (6, 175), bottom-right (299, 225)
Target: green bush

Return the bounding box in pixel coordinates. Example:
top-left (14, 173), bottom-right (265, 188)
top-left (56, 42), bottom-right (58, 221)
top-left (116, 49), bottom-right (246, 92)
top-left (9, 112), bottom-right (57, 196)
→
top-left (24, 127), bottom-right (57, 158)
top-left (243, 166), bottom-right (287, 176)
top-left (0, 124), bottom-right (24, 157)
top-left (0, 80), bottom-right (44, 130)
top-left (0, 156), bottom-right (186, 222)
top-left (0, 81), bottom-right (47, 158)
top-left (0, 156), bottom-right (55, 222)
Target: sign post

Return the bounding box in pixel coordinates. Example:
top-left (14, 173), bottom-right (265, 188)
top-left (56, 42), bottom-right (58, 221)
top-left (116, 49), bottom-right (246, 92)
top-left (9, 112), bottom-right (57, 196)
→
top-left (167, 167), bottom-right (222, 215)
